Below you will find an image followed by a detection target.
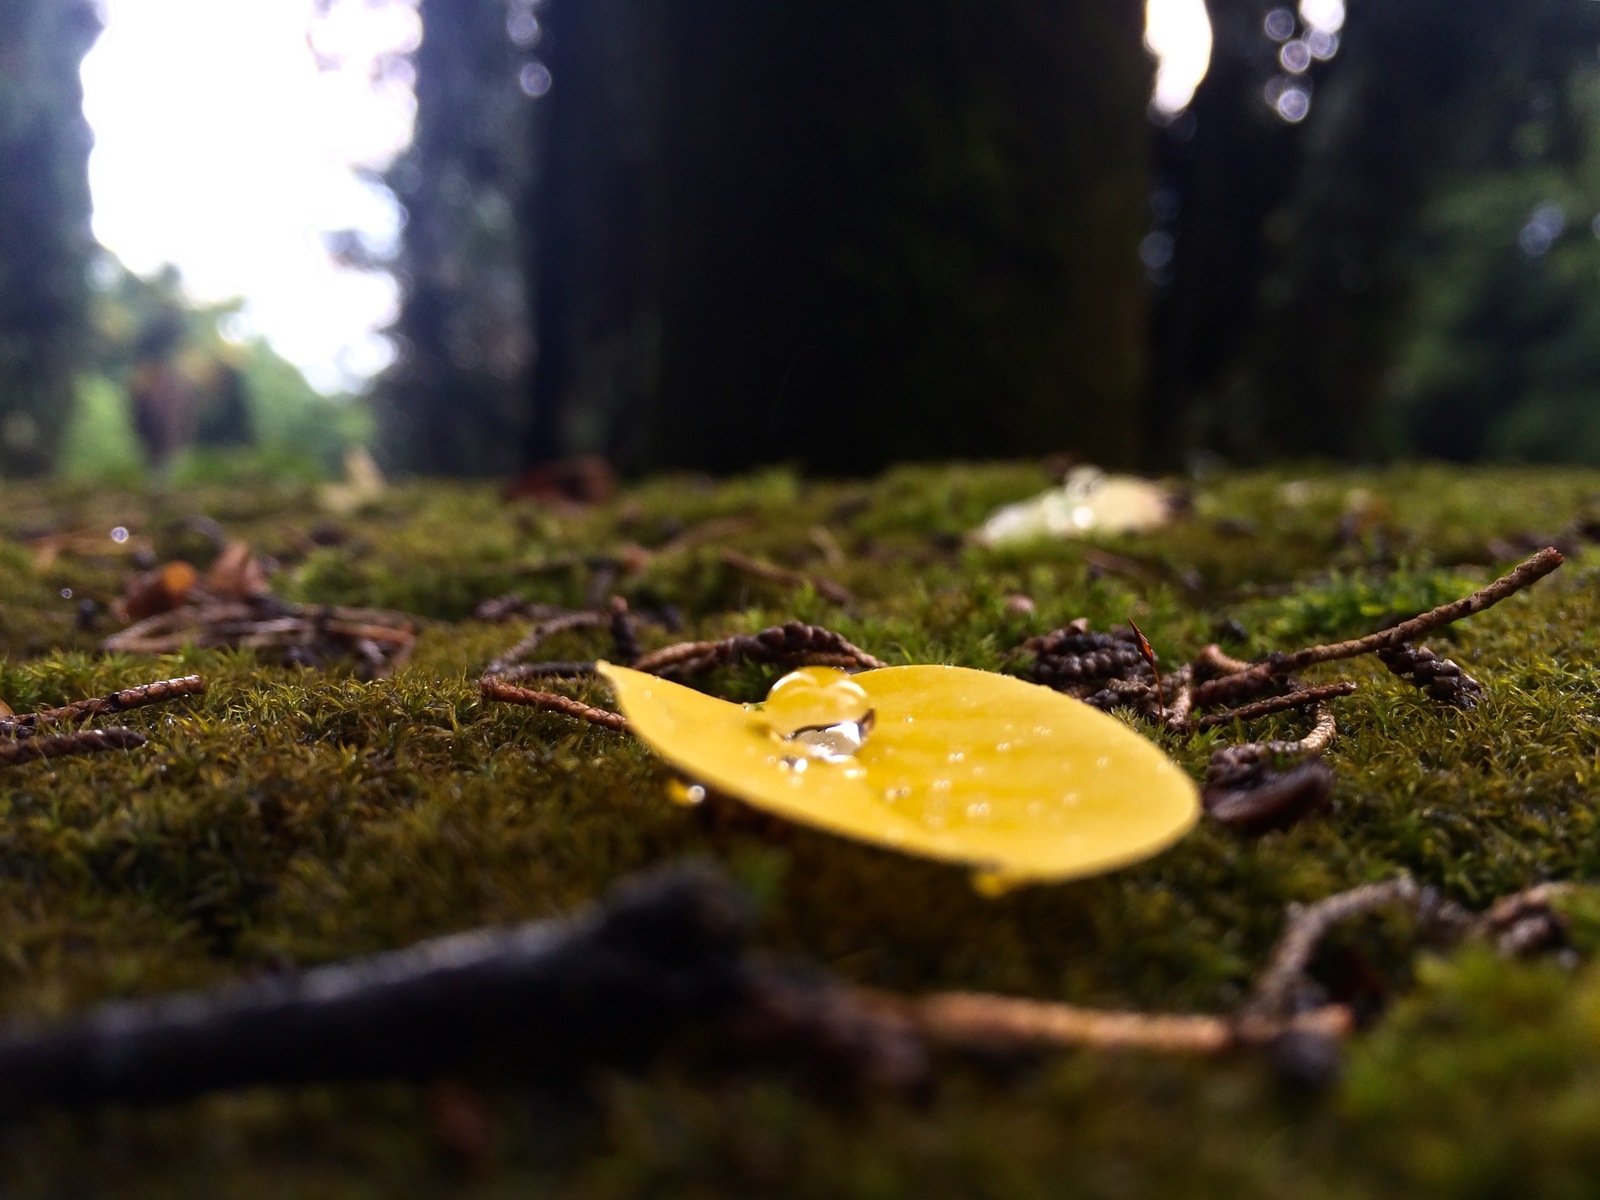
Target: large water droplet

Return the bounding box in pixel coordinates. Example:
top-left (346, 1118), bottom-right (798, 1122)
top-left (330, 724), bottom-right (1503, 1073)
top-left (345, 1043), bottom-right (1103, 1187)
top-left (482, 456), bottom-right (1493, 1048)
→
top-left (757, 666), bottom-right (874, 763)
top-left (761, 667), bottom-right (871, 734)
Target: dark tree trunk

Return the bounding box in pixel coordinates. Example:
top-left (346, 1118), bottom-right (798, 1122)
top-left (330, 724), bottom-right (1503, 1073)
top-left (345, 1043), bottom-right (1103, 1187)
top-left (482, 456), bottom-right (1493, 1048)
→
top-left (528, 0), bottom-right (1153, 476)
top-left (377, 0), bottom-right (534, 476)
top-left (0, 0), bottom-right (100, 477)
top-left (524, 0), bottom-right (660, 466)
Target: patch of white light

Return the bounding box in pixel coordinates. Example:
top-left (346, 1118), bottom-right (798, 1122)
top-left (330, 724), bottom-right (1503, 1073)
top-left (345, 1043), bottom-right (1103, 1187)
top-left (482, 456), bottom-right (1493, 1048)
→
top-left (1298, 0), bottom-right (1345, 34)
top-left (1146, 0), bottom-right (1214, 115)
top-left (79, 0), bottom-right (420, 393)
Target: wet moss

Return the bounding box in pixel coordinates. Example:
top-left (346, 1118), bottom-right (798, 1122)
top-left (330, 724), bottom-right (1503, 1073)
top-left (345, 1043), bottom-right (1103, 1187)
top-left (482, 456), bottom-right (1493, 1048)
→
top-left (0, 463), bottom-right (1598, 1194)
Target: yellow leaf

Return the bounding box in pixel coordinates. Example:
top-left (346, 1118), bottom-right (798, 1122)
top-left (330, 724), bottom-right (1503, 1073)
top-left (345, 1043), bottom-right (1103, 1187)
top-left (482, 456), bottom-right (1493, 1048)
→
top-left (598, 662), bottom-right (1199, 893)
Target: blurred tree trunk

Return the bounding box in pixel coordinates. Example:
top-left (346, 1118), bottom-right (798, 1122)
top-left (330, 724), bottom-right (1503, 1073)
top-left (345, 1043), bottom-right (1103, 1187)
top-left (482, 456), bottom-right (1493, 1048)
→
top-left (526, 0), bottom-right (1152, 475)
top-left (523, 0), bottom-right (659, 467)
top-left (1152, 0), bottom-right (1600, 465)
top-left (0, 0), bottom-right (99, 477)
top-left (1144, 0), bottom-right (1296, 467)
top-left (377, 0), bottom-right (533, 476)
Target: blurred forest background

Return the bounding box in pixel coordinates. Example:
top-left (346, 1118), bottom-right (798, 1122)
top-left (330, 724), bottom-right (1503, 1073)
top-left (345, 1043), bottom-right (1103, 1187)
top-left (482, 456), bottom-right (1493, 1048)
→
top-left (6, 0), bottom-right (1600, 481)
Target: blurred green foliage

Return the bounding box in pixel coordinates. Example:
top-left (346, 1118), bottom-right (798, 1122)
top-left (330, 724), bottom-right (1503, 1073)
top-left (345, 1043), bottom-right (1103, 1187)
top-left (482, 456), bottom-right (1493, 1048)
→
top-left (1386, 71), bottom-right (1600, 464)
top-left (1154, 0), bottom-right (1600, 469)
top-left (59, 257), bottom-right (372, 482)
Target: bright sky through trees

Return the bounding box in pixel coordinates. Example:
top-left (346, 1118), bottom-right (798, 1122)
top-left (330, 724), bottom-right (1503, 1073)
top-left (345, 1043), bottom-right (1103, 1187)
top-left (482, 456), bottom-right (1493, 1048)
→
top-left (1146, 0), bottom-right (1212, 114)
top-left (80, 0), bottom-right (1213, 393)
top-left (79, 0), bottom-right (417, 393)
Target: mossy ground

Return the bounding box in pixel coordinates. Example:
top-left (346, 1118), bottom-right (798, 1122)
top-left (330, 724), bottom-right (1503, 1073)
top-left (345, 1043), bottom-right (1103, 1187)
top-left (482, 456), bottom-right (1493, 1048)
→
top-left (2, 463), bottom-right (1600, 1196)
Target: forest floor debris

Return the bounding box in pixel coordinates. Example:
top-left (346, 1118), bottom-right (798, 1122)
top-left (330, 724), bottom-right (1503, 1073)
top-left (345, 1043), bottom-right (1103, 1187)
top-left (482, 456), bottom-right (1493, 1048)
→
top-left (0, 463), bottom-right (1598, 1195)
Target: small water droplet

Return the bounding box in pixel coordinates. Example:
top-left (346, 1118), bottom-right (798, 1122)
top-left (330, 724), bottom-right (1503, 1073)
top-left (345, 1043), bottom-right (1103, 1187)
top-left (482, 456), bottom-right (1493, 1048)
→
top-left (1032, 726), bottom-right (1052, 737)
top-left (996, 742), bottom-right (1011, 752)
top-left (1096, 756), bottom-right (1112, 769)
top-left (1027, 801), bottom-right (1043, 815)
top-left (947, 751), bottom-right (965, 763)
top-left (883, 786), bottom-right (911, 801)
top-left (109, 526), bottom-right (129, 544)
top-left (666, 780), bottom-right (707, 806)
top-left (966, 802), bottom-right (990, 818)
top-left (1061, 792), bottom-right (1079, 806)
top-left (780, 756), bottom-right (808, 773)
top-left (931, 778), bottom-right (952, 791)
top-left (902, 715), bottom-right (915, 724)
top-left (59, 588), bottom-right (72, 599)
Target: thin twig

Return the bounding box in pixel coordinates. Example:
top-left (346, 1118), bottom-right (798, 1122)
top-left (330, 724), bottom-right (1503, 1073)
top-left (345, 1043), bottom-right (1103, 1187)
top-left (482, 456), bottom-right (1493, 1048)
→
top-left (1202, 704), bottom-right (1340, 832)
top-left (718, 549), bottom-right (854, 607)
top-left (0, 728), bottom-right (147, 768)
top-left (0, 675), bottom-right (206, 736)
top-left (654, 515), bottom-right (759, 557)
top-left (1196, 643), bottom-right (1255, 677)
top-left (483, 611), bottom-right (608, 677)
top-left (1247, 878), bottom-right (1429, 1019)
top-left (1244, 875), bottom-right (1578, 1026)
top-left (479, 679), bottom-right (631, 733)
top-left (909, 991), bottom-right (1352, 1056)
top-left (487, 661), bottom-right (600, 683)
top-left (1196, 682), bottom-right (1357, 731)
top-left (631, 622), bottom-right (884, 680)
top-left (103, 601), bottom-right (416, 675)
top-left (1266, 547), bottom-right (1564, 675)
top-left (1079, 548), bottom-right (1164, 587)
top-left (1164, 684), bottom-right (1194, 730)
top-left (1296, 704), bottom-right (1339, 756)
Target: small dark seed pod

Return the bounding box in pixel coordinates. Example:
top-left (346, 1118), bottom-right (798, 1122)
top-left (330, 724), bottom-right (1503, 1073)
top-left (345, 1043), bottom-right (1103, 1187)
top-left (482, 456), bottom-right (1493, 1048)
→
top-left (1203, 759), bottom-right (1335, 834)
top-left (608, 598), bottom-right (641, 665)
top-left (1377, 641), bottom-right (1483, 710)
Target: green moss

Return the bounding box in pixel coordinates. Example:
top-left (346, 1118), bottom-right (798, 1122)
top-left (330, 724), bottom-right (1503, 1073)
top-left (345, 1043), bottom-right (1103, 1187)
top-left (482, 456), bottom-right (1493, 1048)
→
top-left (0, 463), bottom-right (1598, 1194)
